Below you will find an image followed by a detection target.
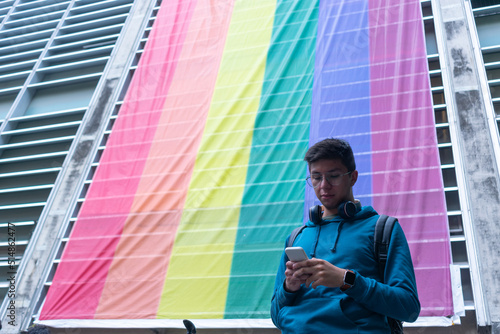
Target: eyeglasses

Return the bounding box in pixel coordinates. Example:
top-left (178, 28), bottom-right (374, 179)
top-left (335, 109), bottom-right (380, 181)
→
top-left (306, 171), bottom-right (352, 188)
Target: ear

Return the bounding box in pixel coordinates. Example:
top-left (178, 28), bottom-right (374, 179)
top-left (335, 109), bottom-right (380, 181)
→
top-left (350, 170), bottom-right (358, 186)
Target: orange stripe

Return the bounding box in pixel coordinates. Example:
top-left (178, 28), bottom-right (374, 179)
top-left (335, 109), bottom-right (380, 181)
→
top-left (95, 0), bottom-right (233, 318)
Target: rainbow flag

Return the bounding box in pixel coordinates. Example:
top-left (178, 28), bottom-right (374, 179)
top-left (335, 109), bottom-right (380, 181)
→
top-left (40, 0), bottom-right (453, 322)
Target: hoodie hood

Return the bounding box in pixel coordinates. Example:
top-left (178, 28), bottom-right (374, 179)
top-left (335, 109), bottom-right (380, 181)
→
top-left (305, 205), bottom-right (378, 227)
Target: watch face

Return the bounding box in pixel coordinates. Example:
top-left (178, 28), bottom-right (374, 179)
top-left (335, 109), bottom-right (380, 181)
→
top-left (345, 271), bottom-right (356, 285)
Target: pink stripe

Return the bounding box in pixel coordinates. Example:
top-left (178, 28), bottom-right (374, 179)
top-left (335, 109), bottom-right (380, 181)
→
top-left (40, 0), bottom-right (198, 320)
top-left (369, 0), bottom-right (453, 316)
top-left (369, 0), bottom-right (443, 214)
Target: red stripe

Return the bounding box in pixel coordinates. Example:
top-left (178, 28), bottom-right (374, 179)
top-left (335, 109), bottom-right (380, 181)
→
top-left (39, 0), bottom-right (198, 319)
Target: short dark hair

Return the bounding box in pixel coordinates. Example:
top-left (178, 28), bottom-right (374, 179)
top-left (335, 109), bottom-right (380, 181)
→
top-left (304, 138), bottom-right (356, 171)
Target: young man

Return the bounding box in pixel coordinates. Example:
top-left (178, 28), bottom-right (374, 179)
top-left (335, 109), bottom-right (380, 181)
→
top-left (271, 138), bottom-right (420, 333)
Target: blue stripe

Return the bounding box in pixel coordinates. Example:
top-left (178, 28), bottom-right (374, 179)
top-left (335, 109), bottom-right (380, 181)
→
top-left (307, 0), bottom-right (372, 219)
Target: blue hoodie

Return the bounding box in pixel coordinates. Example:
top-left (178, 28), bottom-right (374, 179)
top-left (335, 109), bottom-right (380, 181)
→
top-left (271, 206), bottom-right (420, 333)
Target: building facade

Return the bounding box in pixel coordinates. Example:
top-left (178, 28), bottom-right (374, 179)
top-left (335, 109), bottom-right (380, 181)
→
top-left (0, 0), bottom-right (499, 333)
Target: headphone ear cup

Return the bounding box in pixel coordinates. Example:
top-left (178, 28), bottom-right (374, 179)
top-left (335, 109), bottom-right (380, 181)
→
top-left (338, 201), bottom-right (357, 219)
top-left (309, 205), bottom-right (322, 224)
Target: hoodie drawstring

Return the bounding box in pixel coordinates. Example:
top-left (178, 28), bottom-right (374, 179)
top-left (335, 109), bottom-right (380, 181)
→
top-left (331, 220), bottom-right (345, 252)
top-left (311, 224), bottom-right (321, 258)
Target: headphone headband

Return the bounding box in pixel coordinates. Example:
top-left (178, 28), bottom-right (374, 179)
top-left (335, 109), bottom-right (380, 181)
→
top-left (309, 200), bottom-right (361, 224)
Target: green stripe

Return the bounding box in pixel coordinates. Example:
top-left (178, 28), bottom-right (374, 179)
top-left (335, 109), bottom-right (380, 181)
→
top-left (225, 0), bottom-right (319, 319)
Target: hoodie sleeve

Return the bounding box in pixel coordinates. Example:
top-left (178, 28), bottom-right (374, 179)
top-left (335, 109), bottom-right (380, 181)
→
top-left (343, 221), bottom-right (421, 322)
top-left (270, 240), bottom-right (302, 328)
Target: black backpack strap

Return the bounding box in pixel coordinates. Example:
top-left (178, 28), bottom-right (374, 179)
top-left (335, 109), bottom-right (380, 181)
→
top-left (374, 214), bottom-right (404, 333)
top-left (374, 214), bottom-right (398, 280)
top-left (287, 225), bottom-right (307, 248)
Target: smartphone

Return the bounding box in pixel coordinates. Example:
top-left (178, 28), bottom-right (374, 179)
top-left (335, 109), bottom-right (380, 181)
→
top-left (285, 247), bottom-right (309, 262)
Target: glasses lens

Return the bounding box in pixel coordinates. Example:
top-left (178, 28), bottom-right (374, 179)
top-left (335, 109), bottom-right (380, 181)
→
top-left (326, 174), bottom-right (341, 186)
top-left (307, 175), bottom-right (324, 188)
top-left (307, 172), bottom-right (350, 188)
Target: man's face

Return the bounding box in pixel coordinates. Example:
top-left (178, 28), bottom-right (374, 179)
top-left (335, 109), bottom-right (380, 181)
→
top-left (309, 159), bottom-right (358, 216)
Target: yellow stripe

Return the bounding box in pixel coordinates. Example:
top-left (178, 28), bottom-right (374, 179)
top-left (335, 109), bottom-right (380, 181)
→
top-left (158, 0), bottom-right (277, 318)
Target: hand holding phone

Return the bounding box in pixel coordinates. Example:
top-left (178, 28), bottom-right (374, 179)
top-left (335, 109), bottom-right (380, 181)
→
top-left (285, 247), bottom-right (309, 262)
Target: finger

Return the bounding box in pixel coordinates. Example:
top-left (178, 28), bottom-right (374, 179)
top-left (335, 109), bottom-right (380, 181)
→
top-left (288, 268), bottom-right (308, 279)
top-left (305, 275), bottom-right (315, 288)
top-left (285, 269), bottom-right (295, 278)
top-left (294, 265), bottom-right (315, 277)
top-left (298, 274), bottom-right (311, 280)
top-left (292, 259), bottom-right (314, 270)
top-left (306, 258), bottom-right (326, 268)
top-left (310, 277), bottom-right (322, 289)
top-left (287, 260), bottom-right (305, 268)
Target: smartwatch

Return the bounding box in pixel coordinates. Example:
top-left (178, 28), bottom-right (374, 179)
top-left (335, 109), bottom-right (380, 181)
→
top-left (341, 270), bottom-right (356, 291)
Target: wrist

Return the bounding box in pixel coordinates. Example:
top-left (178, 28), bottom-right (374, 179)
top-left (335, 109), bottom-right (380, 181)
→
top-left (283, 280), bottom-right (299, 293)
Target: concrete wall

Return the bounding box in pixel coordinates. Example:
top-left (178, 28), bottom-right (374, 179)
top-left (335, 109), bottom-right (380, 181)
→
top-left (431, 0), bottom-right (500, 332)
